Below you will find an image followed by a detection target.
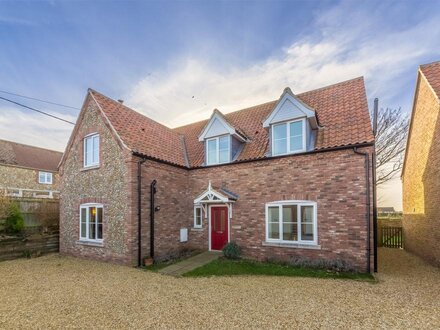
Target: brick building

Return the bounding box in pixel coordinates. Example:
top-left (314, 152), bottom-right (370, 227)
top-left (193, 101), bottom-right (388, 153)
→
top-left (402, 61), bottom-right (440, 267)
top-left (59, 77), bottom-right (376, 272)
top-left (0, 139), bottom-right (62, 199)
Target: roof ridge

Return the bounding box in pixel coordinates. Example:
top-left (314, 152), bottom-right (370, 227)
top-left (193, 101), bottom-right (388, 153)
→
top-left (297, 76), bottom-right (364, 95)
top-left (0, 138), bottom-right (63, 154)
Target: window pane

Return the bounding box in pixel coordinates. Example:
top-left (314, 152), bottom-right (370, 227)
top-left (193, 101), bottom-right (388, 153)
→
top-left (89, 223), bottom-right (96, 240)
top-left (97, 208), bottom-right (103, 223)
top-left (93, 135), bottom-right (99, 164)
top-left (269, 223), bottom-right (279, 239)
top-left (80, 208), bottom-right (87, 238)
top-left (301, 206), bottom-right (314, 241)
top-left (86, 137), bottom-right (93, 165)
top-left (90, 207), bottom-right (96, 223)
top-left (282, 205), bottom-right (296, 223)
top-left (301, 206), bottom-right (314, 223)
top-left (273, 123), bottom-right (287, 140)
top-left (81, 223), bottom-right (87, 238)
top-left (290, 136), bottom-right (303, 151)
top-left (207, 139), bottom-right (217, 164)
top-left (283, 223), bottom-right (298, 241)
top-left (218, 136), bottom-right (229, 150)
top-left (219, 149), bottom-right (229, 163)
top-left (290, 121), bottom-right (302, 136)
top-left (273, 138), bottom-right (287, 155)
top-left (268, 206), bottom-right (279, 239)
top-left (39, 172), bottom-right (45, 183)
top-left (97, 224), bottom-right (103, 240)
top-left (47, 173), bottom-right (52, 184)
top-left (301, 224), bottom-right (314, 241)
top-left (195, 208), bottom-right (202, 227)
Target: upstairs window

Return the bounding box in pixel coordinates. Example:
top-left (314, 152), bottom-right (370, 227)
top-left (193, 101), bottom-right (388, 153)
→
top-left (80, 204), bottom-right (103, 242)
top-left (206, 135), bottom-right (230, 165)
top-left (272, 119), bottom-right (305, 156)
top-left (38, 171), bottom-right (53, 184)
top-left (84, 134), bottom-right (100, 167)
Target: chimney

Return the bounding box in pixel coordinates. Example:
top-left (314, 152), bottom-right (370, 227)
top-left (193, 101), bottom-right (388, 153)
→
top-left (118, 99), bottom-right (124, 104)
top-left (373, 98), bottom-right (378, 136)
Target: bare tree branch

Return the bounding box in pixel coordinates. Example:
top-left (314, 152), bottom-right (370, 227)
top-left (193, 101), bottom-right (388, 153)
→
top-left (373, 107), bottom-right (409, 186)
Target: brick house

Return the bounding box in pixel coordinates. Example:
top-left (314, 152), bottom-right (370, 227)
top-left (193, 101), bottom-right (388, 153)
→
top-left (402, 61), bottom-right (440, 267)
top-left (0, 139), bottom-right (62, 199)
top-left (59, 77), bottom-right (376, 272)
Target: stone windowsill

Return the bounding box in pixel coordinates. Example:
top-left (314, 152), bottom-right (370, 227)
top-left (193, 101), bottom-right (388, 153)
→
top-left (80, 165), bottom-right (100, 172)
top-left (262, 241), bottom-right (321, 250)
top-left (76, 240), bottom-right (104, 248)
top-left (190, 228), bottom-right (203, 232)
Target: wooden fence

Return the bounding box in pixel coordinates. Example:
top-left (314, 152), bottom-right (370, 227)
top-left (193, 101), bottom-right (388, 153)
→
top-left (381, 226), bottom-right (403, 249)
top-left (0, 233), bottom-right (59, 262)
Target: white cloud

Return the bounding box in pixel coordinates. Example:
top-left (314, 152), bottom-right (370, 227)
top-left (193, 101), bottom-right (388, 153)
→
top-left (127, 13), bottom-right (440, 128)
top-left (0, 107), bottom-right (73, 152)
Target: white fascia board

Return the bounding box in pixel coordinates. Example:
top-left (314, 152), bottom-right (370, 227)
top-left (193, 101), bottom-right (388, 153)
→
top-left (263, 91), bottom-right (316, 128)
top-left (198, 111), bottom-right (236, 142)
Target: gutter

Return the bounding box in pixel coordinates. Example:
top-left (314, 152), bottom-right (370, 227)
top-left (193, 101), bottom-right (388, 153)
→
top-left (353, 146), bottom-right (371, 273)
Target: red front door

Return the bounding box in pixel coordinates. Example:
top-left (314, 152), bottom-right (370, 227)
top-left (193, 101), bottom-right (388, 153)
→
top-left (211, 207), bottom-right (228, 250)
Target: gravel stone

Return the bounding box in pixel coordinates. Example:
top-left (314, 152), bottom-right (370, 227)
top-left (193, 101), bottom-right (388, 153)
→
top-left (0, 248), bottom-right (439, 329)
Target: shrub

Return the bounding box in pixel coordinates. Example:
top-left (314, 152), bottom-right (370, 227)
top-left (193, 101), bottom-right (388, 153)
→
top-left (222, 242), bottom-right (242, 259)
top-left (4, 202), bottom-right (24, 234)
top-left (289, 256), bottom-right (356, 273)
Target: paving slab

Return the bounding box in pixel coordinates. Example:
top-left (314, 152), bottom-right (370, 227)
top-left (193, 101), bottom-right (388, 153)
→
top-left (159, 251), bottom-right (221, 276)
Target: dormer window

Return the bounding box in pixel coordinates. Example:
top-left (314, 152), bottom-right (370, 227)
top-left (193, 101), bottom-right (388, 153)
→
top-left (272, 118), bottom-right (306, 156)
top-left (206, 135), bottom-right (230, 165)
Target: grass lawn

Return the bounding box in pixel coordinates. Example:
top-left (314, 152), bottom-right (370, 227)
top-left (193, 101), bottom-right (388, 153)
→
top-left (183, 258), bottom-right (375, 281)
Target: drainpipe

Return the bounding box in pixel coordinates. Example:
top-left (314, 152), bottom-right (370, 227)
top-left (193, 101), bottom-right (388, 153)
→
top-left (372, 98), bottom-right (379, 272)
top-left (354, 147), bottom-right (371, 273)
top-left (150, 180), bottom-right (157, 259)
top-left (137, 157), bottom-right (147, 267)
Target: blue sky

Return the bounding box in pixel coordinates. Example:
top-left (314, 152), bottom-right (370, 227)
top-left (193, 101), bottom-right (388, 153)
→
top-left (1, 0), bottom-right (440, 209)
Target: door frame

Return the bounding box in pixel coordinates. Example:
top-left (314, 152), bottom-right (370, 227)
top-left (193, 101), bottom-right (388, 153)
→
top-left (208, 204), bottom-right (230, 251)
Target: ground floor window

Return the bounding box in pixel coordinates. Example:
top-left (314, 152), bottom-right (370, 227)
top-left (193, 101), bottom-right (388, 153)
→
top-left (265, 201), bottom-right (317, 244)
top-left (80, 204), bottom-right (103, 242)
top-left (194, 206), bottom-right (203, 228)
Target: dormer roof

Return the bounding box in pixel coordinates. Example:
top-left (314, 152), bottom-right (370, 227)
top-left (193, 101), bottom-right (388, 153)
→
top-left (262, 87), bottom-right (319, 129)
top-left (198, 109), bottom-right (248, 142)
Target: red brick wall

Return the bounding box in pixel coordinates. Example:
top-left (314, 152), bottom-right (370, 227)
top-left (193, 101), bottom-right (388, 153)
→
top-left (403, 74), bottom-right (440, 267)
top-left (132, 147), bottom-right (374, 272)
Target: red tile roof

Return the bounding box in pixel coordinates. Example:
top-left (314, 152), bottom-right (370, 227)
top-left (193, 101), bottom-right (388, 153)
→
top-left (91, 77), bottom-right (374, 168)
top-left (0, 139), bottom-right (62, 171)
top-left (420, 61), bottom-right (440, 98)
top-left (175, 77), bottom-right (374, 167)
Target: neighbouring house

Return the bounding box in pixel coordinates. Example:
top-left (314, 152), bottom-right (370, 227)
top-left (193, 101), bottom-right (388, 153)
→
top-left (402, 61), bottom-right (440, 267)
top-left (377, 207), bottom-right (396, 217)
top-left (59, 77), bottom-right (376, 272)
top-left (0, 139), bottom-right (62, 199)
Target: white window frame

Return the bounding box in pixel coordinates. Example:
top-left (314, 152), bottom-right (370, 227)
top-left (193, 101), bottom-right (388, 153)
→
top-left (79, 203), bottom-right (104, 243)
top-left (265, 200), bottom-right (317, 245)
top-left (38, 171), bottom-right (53, 184)
top-left (83, 133), bottom-right (100, 168)
top-left (206, 134), bottom-right (230, 165)
top-left (271, 118), bottom-right (306, 156)
top-left (194, 206), bottom-right (203, 228)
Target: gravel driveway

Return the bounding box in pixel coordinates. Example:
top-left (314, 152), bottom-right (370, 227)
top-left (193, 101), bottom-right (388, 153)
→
top-left (0, 248), bottom-right (439, 329)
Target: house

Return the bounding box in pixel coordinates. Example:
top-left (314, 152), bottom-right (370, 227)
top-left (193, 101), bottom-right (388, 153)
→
top-left (0, 139), bottom-right (62, 199)
top-left (402, 61), bottom-right (440, 267)
top-left (377, 207), bottom-right (396, 217)
top-left (59, 77), bottom-right (376, 272)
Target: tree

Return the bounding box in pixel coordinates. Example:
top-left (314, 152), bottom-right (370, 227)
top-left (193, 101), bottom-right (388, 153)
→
top-left (374, 107), bottom-right (409, 186)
